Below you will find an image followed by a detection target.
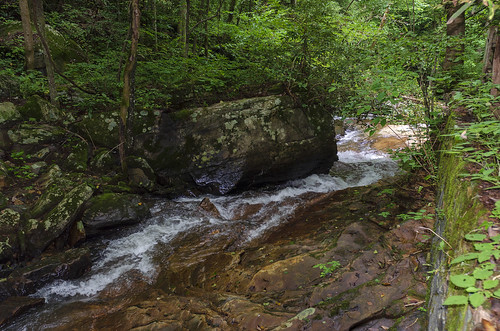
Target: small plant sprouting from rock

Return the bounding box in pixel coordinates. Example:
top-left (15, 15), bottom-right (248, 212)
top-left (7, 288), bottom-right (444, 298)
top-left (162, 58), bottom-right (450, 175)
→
top-left (314, 261), bottom-right (341, 277)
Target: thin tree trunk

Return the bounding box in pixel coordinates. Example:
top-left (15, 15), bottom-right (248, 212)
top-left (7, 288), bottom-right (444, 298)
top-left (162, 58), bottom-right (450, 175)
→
top-left (490, 32), bottom-right (500, 120)
top-left (32, 0), bottom-right (59, 107)
top-left (204, 0), bottom-right (209, 56)
top-left (153, 0), bottom-right (158, 51)
top-left (119, 0), bottom-right (141, 174)
top-left (19, 0), bottom-right (35, 70)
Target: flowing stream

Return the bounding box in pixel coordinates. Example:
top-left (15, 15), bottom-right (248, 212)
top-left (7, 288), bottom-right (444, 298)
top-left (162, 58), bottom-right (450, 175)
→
top-left (7, 124), bottom-right (401, 330)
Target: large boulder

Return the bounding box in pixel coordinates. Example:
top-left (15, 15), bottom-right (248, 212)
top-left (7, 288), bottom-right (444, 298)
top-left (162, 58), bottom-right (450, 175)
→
top-left (134, 96), bottom-right (337, 194)
top-left (18, 95), bottom-right (70, 123)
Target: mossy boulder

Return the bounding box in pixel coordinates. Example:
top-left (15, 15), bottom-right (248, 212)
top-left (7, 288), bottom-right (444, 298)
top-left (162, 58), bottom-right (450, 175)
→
top-left (25, 184), bottom-right (94, 256)
top-left (0, 102), bottom-right (21, 126)
top-left (0, 209), bottom-right (22, 263)
top-left (81, 193), bottom-right (151, 236)
top-left (133, 95), bottom-right (337, 194)
top-left (18, 95), bottom-right (70, 123)
top-left (29, 176), bottom-right (74, 219)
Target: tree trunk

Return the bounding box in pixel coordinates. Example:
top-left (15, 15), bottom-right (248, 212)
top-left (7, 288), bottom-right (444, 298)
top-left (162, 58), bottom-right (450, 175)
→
top-left (31, 0), bottom-right (59, 107)
top-left (180, 0), bottom-right (189, 57)
top-left (119, 0), bottom-right (141, 174)
top-left (226, 0), bottom-right (237, 23)
top-left (442, 1), bottom-right (465, 72)
top-left (19, 0), bottom-right (35, 70)
top-left (153, 0), bottom-right (158, 51)
top-left (482, 26), bottom-right (497, 78)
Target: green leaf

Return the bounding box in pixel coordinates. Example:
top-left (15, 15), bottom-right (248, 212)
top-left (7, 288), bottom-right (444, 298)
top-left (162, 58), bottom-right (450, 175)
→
top-left (474, 243), bottom-right (495, 251)
top-left (483, 279), bottom-right (499, 290)
top-left (473, 268), bottom-right (494, 280)
top-left (443, 295), bottom-right (468, 306)
top-left (464, 233), bottom-right (487, 242)
top-left (450, 253), bottom-right (479, 264)
top-left (450, 274), bottom-right (476, 288)
top-left (478, 250), bottom-right (493, 263)
top-left (493, 289), bottom-right (500, 298)
top-left (469, 292), bottom-right (486, 308)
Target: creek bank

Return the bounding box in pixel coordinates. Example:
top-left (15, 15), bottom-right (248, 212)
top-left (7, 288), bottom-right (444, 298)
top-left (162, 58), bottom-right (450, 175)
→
top-left (26, 177), bottom-right (435, 330)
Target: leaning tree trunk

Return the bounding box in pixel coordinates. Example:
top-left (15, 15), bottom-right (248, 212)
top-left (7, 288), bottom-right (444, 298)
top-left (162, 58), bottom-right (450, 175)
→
top-left (119, 0), bottom-right (141, 174)
top-left (31, 0), bottom-right (59, 106)
top-left (19, 0), bottom-right (35, 70)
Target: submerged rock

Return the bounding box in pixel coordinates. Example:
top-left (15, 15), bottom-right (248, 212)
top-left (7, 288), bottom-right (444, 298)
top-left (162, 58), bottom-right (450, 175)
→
top-left (134, 95), bottom-right (337, 194)
top-left (81, 193), bottom-right (151, 236)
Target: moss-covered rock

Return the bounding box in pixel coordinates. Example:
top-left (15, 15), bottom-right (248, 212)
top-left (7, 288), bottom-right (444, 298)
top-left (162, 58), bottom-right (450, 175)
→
top-left (134, 95), bottom-right (337, 194)
top-left (18, 95), bottom-right (70, 123)
top-left (29, 177), bottom-right (74, 219)
top-left (25, 184), bottom-right (94, 256)
top-left (81, 193), bottom-right (151, 236)
top-left (0, 102), bottom-right (21, 126)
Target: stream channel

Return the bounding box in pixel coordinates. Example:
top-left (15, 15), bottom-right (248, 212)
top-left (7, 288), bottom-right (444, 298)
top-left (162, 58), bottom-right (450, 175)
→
top-left (6, 124), bottom-right (434, 330)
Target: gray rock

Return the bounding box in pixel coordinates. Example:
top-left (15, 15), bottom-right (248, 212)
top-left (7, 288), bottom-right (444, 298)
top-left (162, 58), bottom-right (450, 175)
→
top-left (127, 156), bottom-right (155, 191)
top-left (64, 141), bottom-right (88, 172)
top-left (134, 96), bottom-right (337, 194)
top-left (81, 193), bottom-right (151, 236)
top-left (0, 102), bottom-right (20, 125)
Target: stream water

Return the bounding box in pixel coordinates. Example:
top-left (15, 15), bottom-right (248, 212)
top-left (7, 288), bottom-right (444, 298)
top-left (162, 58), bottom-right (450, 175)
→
top-left (7, 124), bottom-right (402, 330)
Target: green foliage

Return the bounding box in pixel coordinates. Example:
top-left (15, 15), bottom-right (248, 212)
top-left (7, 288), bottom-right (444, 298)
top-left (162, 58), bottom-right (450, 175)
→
top-left (313, 261), bottom-right (341, 277)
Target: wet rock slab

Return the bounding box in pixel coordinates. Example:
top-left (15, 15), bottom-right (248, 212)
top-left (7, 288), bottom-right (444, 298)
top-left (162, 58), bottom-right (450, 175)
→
top-left (0, 296), bottom-right (44, 327)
